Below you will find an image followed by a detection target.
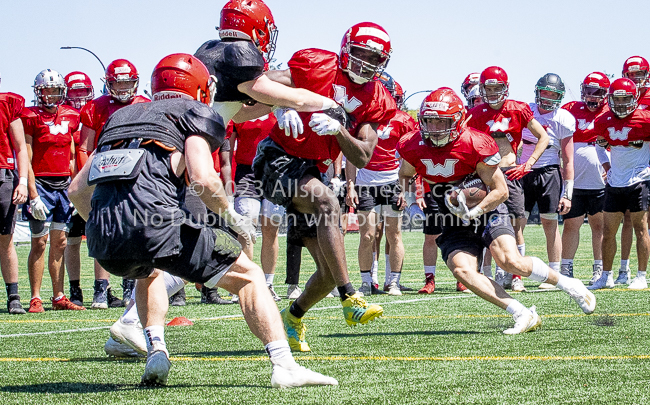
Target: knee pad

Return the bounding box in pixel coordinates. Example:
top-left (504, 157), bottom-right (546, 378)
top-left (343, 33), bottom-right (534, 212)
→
top-left (528, 256), bottom-right (550, 282)
top-left (540, 213), bottom-right (558, 221)
top-left (29, 220), bottom-right (48, 238)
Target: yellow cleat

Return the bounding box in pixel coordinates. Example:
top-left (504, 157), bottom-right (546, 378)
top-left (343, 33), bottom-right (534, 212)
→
top-left (281, 304), bottom-right (310, 352)
top-left (342, 292), bottom-right (383, 326)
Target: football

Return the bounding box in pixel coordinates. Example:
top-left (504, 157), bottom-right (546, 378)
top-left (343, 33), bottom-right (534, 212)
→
top-left (448, 174), bottom-right (489, 208)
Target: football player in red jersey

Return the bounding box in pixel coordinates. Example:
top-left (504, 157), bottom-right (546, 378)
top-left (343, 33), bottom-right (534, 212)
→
top-left (560, 72), bottom-right (610, 284)
top-left (467, 66), bottom-right (550, 292)
top-left (396, 88), bottom-right (595, 334)
top-left (590, 78), bottom-right (650, 291)
top-left (78, 59), bottom-right (150, 309)
top-left (0, 76), bottom-right (29, 314)
top-left (21, 69), bottom-right (84, 312)
top-left (253, 21), bottom-right (396, 351)
top-left (519, 73), bottom-right (575, 290)
top-left (346, 72), bottom-right (416, 296)
top-left (62, 71), bottom-right (94, 306)
top-left (616, 56), bottom-right (650, 283)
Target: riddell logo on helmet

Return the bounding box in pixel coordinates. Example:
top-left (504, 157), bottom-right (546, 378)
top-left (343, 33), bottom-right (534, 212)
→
top-left (153, 92), bottom-right (184, 101)
top-left (356, 27), bottom-right (390, 42)
top-left (114, 66), bottom-right (131, 74)
top-left (424, 102), bottom-right (449, 111)
top-left (69, 74), bottom-right (86, 82)
top-left (588, 73), bottom-right (604, 80)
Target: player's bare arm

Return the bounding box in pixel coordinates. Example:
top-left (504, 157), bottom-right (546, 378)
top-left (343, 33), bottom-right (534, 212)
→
top-left (184, 136), bottom-right (230, 216)
top-left (396, 159), bottom-right (417, 210)
top-left (526, 118), bottom-right (550, 166)
top-left (558, 136), bottom-right (574, 214)
top-left (68, 151), bottom-right (95, 220)
top-left (7, 118), bottom-right (28, 204)
top-left (78, 126), bottom-right (96, 167)
top-left (475, 161), bottom-right (509, 213)
top-left (23, 134), bottom-right (38, 200)
top-left (335, 122), bottom-right (379, 168)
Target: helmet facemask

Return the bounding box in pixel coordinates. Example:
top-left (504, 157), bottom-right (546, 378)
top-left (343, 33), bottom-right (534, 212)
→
top-left (344, 44), bottom-right (390, 85)
top-left (535, 87), bottom-right (564, 112)
top-left (419, 113), bottom-right (460, 147)
top-left (623, 69), bottom-right (649, 91)
top-left (609, 93), bottom-right (637, 118)
top-left (479, 82), bottom-right (508, 106)
top-left (581, 85), bottom-right (607, 110)
top-left (66, 87), bottom-right (93, 109)
top-left (36, 85), bottom-right (66, 109)
top-left (106, 78), bottom-right (138, 103)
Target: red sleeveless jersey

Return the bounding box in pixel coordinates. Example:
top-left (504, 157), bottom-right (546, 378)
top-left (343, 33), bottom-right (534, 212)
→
top-left (0, 92), bottom-right (25, 169)
top-left (467, 99), bottom-right (533, 151)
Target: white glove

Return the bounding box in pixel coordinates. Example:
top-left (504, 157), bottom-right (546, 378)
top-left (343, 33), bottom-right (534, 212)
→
top-left (272, 106), bottom-right (303, 139)
top-left (329, 177), bottom-right (345, 196)
top-left (29, 196), bottom-right (50, 221)
top-left (309, 113), bottom-right (342, 136)
top-left (221, 203), bottom-right (257, 245)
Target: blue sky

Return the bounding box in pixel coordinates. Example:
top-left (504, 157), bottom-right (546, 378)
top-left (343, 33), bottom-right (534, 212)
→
top-left (1, 0), bottom-right (648, 110)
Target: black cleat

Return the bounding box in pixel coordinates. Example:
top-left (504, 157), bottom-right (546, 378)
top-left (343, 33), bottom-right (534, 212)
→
top-left (7, 294), bottom-right (26, 314)
top-left (169, 288), bottom-right (186, 306)
top-left (107, 287), bottom-right (125, 308)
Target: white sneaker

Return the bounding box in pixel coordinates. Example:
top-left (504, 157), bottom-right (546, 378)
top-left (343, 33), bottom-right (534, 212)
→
top-left (268, 284), bottom-right (281, 302)
top-left (358, 282), bottom-right (371, 296)
top-left (286, 284), bottom-right (302, 300)
top-left (231, 294), bottom-right (239, 303)
top-left (503, 306), bottom-right (541, 335)
top-left (628, 275), bottom-right (648, 290)
top-left (141, 343), bottom-right (171, 386)
top-left (563, 278), bottom-right (596, 314)
top-left (104, 337), bottom-right (143, 357)
top-left (386, 281), bottom-right (402, 296)
top-left (614, 271), bottom-right (630, 285)
top-left (511, 277), bottom-right (526, 292)
top-left (270, 360), bottom-right (338, 389)
top-left (110, 317), bottom-right (147, 355)
top-left (589, 264), bottom-right (603, 286)
top-left (538, 282), bottom-right (557, 290)
top-left (587, 272), bottom-right (615, 290)
top-left (495, 269), bottom-right (512, 289)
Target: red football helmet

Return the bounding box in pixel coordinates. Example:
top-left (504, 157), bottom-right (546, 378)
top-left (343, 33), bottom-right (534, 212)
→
top-left (479, 66), bottom-right (509, 106)
top-left (151, 54), bottom-right (212, 105)
top-left (622, 55), bottom-right (649, 90)
top-left (104, 59), bottom-right (139, 103)
top-left (64, 71), bottom-right (94, 110)
top-left (219, 0), bottom-right (278, 61)
top-left (418, 87), bottom-right (466, 147)
top-left (340, 22), bottom-right (392, 85)
top-left (580, 72), bottom-right (610, 110)
top-left (608, 78), bottom-right (638, 118)
top-left (394, 81), bottom-right (405, 110)
top-left (461, 72), bottom-right (480, 99)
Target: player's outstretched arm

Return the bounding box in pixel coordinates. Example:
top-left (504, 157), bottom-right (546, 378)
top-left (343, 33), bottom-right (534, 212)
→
top-left (475, 162), bottom-right (509, 213)
top-left (238, 71), bottom-right (336, 113)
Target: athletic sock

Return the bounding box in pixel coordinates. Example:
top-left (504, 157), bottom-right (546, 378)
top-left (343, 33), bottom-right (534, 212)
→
top-left (360, 271), bottom-right (373, 285)
top-left (555, 274), bottom-right (572, 292)
top-left (637, 271), bottom-right (647, 278)
top-left (549, 262), bottom-right (561, 273)
top-left (69, 280), bottom-right (80, 289)
top-left (265, 273), bottom-right (275, 285)
top-left (144, 325), bottom-right (166, 353)
top-left (594, 260), bottom-right (603, 266)
top-left (265, 340), bottom-right (297, 367)
top-left (371, 265), bottom-right (378, 285)
top-left (338, 283), bottom-right (356, 301)
top-left (5, 283), bottom-right (18, 297)
top-left (621, 259), bottom-right (630, 270)
top-left (505, 300), bottom-right (527, 316)
top-left (424, 265), bottom-right (436, 276)
top-left (517, 244), bottom-right (526, 256)
top-left (289, 301), bottom-right (306, 319)
top-left (561, 259), bottom-right (573, 267)
top-left (390, 272), bottom-right (401, 285)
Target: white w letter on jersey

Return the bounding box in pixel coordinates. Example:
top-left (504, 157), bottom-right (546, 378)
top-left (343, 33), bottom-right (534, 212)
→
top-left (577, 119), bottom-right (594, 131)
top-left (48, 121), bottom-right (70, 135)
top-left (486, 118), bottom-right (511, 132)
top-left (377, 125), bottom-right (392, 140)
top-left (333, 84), bottom-right (362, 113)
top-left (421, 159), bottom-right (458, 177)
top-left (607, 127), bottom-right (632, 141)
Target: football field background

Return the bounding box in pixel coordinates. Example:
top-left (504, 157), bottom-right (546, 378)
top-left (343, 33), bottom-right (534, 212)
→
top-left (0, 225), bottom-right (649, 404)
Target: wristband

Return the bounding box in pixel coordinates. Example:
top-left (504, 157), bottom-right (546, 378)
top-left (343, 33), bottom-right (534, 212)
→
top-left (562, 180), bottom-right (574, 200)
top-left (468, 206), bottom-right (484, 219)
top-left (19, 177), bottom-right (28, 187)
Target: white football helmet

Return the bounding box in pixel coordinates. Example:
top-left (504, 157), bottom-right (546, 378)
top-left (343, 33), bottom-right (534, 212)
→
top-left (33, 69), bottom-right (67, 108)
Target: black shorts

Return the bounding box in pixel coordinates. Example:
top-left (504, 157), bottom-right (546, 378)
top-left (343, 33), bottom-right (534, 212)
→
top-left (437, 213), bottom-right (515, 263)
top-left (286, 206), bottom-right (318, 248)
top-left (68, 214), bottom-right (86, 238)
top-left (500, 167), bottom-right (526, 219)
top-left (355, 181), bottom-right (401, 212)
top-left (422, 192), bottom-right (443, 236)
top-left (563, 188), bottom-right (605, 219)
top-left (234, 164), bottom-right (263, 200)
top-left (604, 181), bottom-right (650, 213)
top-left (0, 169), bottom-right (18, 236)
top-left (522, 165), bottom-right (562, 214)
top-left (97, 225), bottom-right (241, 283)
top-left (336, 171), bottom-right (348, 212)
top-left (252, 138), bottom-right (321, 207)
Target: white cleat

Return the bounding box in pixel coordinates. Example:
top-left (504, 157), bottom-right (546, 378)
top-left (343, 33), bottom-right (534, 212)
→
top-left (110, 317), bottom-right (147, 355)
top-left (564, 278), bottom-right (596, 314)
top-left (503, 306), bottom-right (542, 335)
top-left (589, 265), bottom-right (603, 286)
top-left (270, 361), bottom-right (338, 389)
top-left (495, 269), bottom-right (512, 289)
top-left (287, 284), bottom-right (302, 300)
top-left (141, 343), bottom-right (171, 386)
top-left (587, 272), bottom-right (615, 290)
top-left (511, 277), bottom-right (527, 292)
top-left (628, 276), bottom-right (648, 290)
top-left (386, 281), bottom-right (402, 296)
top-left (104, 337), bottom-right (143, 358)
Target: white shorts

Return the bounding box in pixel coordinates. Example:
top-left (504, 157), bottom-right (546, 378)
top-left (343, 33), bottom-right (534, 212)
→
top-left (369, 204), bottom-right (403, 219)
